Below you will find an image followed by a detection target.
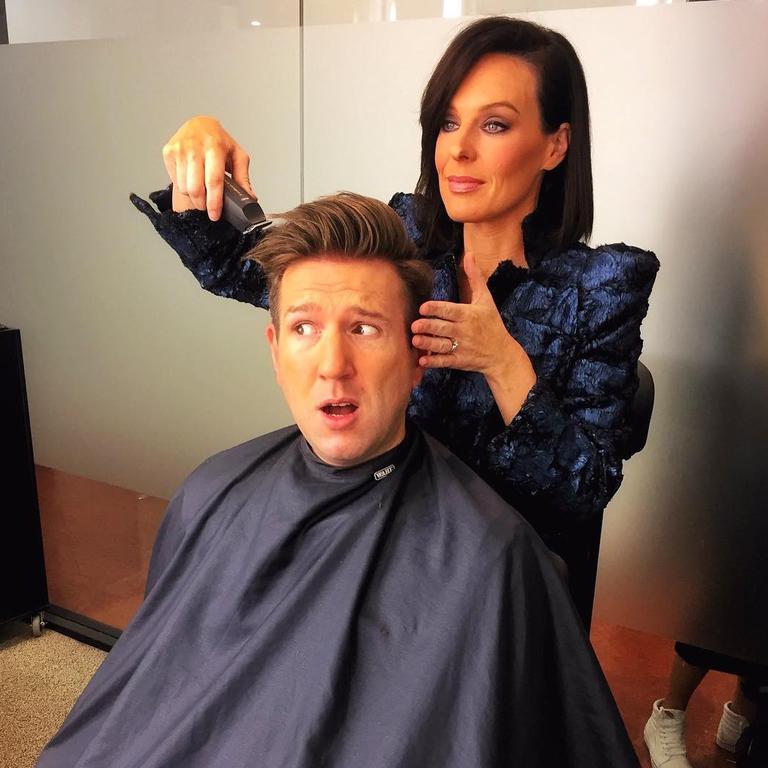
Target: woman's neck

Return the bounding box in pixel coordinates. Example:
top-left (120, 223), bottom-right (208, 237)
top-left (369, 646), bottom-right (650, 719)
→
top-left (462, 218), bottom-right (528, 278)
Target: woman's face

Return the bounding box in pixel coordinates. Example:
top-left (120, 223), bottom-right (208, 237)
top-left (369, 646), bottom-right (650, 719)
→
top-left (435, 53), bottom-right (569, 229)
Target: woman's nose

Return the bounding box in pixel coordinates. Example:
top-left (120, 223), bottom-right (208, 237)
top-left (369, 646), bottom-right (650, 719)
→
top-left (449, 127), bottom-right (475, 161)
top-left (317, 332), bottom-right (353, 380)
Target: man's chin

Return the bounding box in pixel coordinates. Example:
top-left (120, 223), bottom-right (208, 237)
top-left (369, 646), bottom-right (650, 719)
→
top-left (301, 419), bottom-right (406, 468)
top-left (309, 436), bottom-right (373, 468)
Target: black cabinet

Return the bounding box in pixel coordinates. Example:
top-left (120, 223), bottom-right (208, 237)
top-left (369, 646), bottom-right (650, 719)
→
top-left (0, 327), bottom-right (48, 625)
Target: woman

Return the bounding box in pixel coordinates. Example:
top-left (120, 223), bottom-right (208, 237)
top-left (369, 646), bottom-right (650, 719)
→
top-left (132, 16), bottom-right (659, 626)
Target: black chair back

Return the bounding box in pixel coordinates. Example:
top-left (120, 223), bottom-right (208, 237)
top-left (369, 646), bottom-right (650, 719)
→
top-left (626, 360), bottom-right (655, 457)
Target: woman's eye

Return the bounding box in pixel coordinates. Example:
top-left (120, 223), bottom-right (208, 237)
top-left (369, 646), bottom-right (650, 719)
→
top-left (352, 323), bottom-right (378, 336)
top-left (484, 120), bottom-right (509, 134)
top-left (440, 118), bottom-right (459, 132)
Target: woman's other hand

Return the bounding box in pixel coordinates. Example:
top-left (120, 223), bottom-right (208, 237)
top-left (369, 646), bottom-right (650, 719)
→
top-left (411, 251), bottom-right (520, 375)
top-left (162, 116), bottom-right (254, 220)
top-left (411, 252), bottom-right (536, 424)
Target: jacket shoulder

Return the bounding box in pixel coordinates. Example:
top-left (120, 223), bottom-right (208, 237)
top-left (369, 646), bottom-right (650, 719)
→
top-left (578, 243), bottom-right (659, 291)
top-left (556, 240), bottom-right (659, 294)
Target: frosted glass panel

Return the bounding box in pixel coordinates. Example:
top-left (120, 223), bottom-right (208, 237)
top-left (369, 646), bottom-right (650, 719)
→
top-left (5, 0), bottom-right (298, 44)
top-left (0, 29), bottom-right (300, 499)
top-left (302, 0), bottom-right (681, 25)
top-left (303, 1), bottom-right (768, 661)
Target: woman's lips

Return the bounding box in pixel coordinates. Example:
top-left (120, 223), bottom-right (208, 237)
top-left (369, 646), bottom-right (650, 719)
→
top-left (447, 176), bottom-right (484, 193)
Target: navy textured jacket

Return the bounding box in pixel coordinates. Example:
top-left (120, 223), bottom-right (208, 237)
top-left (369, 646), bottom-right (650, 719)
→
top-left (131, 189), bottom-right (659, 545)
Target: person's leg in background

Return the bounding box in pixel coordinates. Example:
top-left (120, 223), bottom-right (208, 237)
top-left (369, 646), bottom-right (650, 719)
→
top-left (736, 677), bottom-right (768, 767)
top-left (718, 675), bottom-right (756, 752)
top-left (645, 642), bottom-right (755, 768)
top-left (644, 649), bottom-right (707, 768)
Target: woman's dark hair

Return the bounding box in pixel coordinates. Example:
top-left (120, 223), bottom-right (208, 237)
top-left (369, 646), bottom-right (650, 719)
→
top-left (416, 16), bottom-right (593, 251)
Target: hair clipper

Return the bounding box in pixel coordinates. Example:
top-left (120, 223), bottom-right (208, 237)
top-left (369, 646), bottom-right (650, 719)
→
top-left (222, 175), bottom-right (271, 234)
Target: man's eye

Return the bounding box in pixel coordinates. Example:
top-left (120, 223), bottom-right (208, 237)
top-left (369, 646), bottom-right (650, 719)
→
top-left (352, 323), bottom-right (378, 336)
top-left (484, 120), bottom-right (509, 134)
top-left (294, 322), bottom-right (316, 336)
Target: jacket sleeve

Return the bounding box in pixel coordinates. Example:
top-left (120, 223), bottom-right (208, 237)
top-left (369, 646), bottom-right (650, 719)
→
top-left (485, 245), bottom-right (660, 521)
top-left (130, 187), bottom-right (269, 308)
top-left (131, 189), bottom-right (420, 307)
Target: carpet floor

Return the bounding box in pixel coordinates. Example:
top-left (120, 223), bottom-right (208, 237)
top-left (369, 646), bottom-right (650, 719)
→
top-left (0, 622), bottom-right (106, 768)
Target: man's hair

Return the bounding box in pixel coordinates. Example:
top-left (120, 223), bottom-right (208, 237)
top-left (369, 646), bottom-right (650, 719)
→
top-left (246, 192), bottom-right (433, 333)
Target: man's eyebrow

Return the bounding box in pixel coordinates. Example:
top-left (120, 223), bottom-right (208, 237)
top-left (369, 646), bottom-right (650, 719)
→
top-left (349, 307), bottom-right (391, 324)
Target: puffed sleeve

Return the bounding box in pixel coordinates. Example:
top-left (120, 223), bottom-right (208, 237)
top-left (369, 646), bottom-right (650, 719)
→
top-left (130, 187), bottom-right (269, 308)
top-left (131, 190), bottom-right (422, 309)
top-left (485, 244), bottom-right (660, 522)
top-left (388, 192), bottom-right (425, 245)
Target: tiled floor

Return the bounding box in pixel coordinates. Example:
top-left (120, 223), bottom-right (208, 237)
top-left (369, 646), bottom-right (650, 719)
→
top-left (36, 465), bottom-right (743, 766)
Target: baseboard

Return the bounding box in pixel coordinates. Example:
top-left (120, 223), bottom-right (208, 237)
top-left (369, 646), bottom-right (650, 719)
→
top-left (43, 605), bottom-right (121, 652)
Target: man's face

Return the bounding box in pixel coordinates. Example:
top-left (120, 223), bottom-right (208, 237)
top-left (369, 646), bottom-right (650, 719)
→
top-left (266, 255), bottom-right (423, 467)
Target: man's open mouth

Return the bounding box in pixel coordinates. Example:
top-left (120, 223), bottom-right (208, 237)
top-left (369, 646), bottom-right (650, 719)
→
top-left (319, 401), bottom-right (358, 417)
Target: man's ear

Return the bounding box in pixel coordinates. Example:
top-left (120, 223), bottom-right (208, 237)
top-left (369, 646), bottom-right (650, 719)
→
top-left (410, 347), bottom-right (425, 390)
top-left (543, 122), bottom-right (570, 172)
top-left (265, 324), bottom-right (281, 385)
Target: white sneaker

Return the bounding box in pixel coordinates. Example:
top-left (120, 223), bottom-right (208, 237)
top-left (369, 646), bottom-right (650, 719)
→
top-left (643, 699), bottom-right (693, 768)
top-left (715, 700), bottom-right (750, 752)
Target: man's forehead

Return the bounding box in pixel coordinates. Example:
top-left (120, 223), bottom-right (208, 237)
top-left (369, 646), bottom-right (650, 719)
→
top-left (282, 254), bottom-right (392, 281)
top-left (279, 256), bottom-right (404, 313)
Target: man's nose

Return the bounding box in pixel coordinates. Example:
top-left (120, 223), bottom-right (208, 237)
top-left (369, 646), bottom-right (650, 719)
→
top-left (317, 331), bottom-right (354, 380)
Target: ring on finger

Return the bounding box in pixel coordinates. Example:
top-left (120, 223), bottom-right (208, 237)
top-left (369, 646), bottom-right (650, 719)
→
top-left (449, 337), bottom-right (459, 354)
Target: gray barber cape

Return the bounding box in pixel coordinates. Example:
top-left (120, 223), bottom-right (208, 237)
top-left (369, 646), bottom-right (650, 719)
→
top-left (38, 425), bottom-right (638, 767)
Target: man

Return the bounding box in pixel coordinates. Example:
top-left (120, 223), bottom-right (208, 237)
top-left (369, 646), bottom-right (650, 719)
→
top-left (38, 193), bottom-right (637, 767)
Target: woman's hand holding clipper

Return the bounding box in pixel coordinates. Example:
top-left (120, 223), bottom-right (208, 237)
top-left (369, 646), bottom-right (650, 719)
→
top-left (162, 116), bottom-right (254, 221)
